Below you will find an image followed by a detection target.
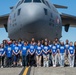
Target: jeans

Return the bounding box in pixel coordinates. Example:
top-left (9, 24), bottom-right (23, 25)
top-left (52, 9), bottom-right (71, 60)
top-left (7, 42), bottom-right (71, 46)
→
top-left (0, 56), bottom-right (5, 67)
top-left (6, 57), bottom-right (12, 67)
top-left (60, 53), bottom-right (65, 67)
top-left (22, 55), bottom-right (27, 67)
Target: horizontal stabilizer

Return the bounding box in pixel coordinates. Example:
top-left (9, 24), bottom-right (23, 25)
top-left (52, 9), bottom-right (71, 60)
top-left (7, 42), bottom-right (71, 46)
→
top-left (53, 4), bottom-right (68, 9)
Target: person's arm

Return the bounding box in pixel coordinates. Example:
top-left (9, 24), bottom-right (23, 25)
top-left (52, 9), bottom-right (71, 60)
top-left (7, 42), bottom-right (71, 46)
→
top-left (72, 49), bottom-right (75, 56)
top-left (13, 50), bottom-right (16, 55)
top-left (33, 49), bottom-right (35, 54)
top-left (44, 50), bottom-right (47, 54)
top-left (36, 50), bottom-right (40, 55)
top-left (17, 50), bottom-right (20, 55)
top-left (28, 49), bottom-right (32, 55)
top-left (2, 51), bottom-right (5, 57)
top-left (39, 50), bottom-right (42, 55)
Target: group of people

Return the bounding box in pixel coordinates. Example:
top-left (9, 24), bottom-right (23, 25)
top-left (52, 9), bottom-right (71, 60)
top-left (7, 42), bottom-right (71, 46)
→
top-left (0, 38), bottom-right (76, 68)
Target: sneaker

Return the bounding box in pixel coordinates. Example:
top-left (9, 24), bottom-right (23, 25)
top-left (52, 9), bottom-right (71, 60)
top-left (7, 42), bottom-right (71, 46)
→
top-left (1, 66), bottom-right (3, 68)
top-left (53, 65), bottom-right (56, 67)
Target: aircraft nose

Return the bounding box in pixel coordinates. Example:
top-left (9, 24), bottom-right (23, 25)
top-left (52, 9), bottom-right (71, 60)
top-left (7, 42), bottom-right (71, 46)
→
top-left (22, 4), bottom-right (44, 26)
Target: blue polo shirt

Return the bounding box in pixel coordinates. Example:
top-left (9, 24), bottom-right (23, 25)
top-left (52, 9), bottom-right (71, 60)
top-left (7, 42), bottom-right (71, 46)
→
top-left (13, 46), bottom-right (20, 54)
top-left (56, 44), bottom-right (60, 50)
top-left (43, 46), bottom-right (50, 55)
top-left (22, 45), bottom-right (28, 56)
top-left (6, 46), bottom-right (12, 57)
top-left (59, 45), bottom-right (65, 53)
top-left (28, 44), bottom-right (35, 54)
top-left (11, 43), bottom-right (16, 49)
top-left (18, 43), bottom-right (23, 50)
top-left (51, 45), bottom-right (57, 54)
top-left (68, 46), bottom-right (75, 54)
top-left (35, 45), bottom-right (42, 56)
top-left (49, 44), bottom-right (52, 50)
top-left (0, 48), bottom-right (5, 56)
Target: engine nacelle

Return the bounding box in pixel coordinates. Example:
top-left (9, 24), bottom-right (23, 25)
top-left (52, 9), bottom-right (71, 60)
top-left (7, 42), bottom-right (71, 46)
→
top-left (64, 24), bottom-right (70, 32)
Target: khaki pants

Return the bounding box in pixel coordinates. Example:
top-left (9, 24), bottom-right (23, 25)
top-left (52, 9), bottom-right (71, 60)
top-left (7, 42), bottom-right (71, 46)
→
top-left (36, 55), bottom-right (42, 66)
top-left (68, 54), bottom-right (74, 67)
top-left (52, 54), bottom-right (57, 67)
top-left (43, 54), bottom-right (49, 67)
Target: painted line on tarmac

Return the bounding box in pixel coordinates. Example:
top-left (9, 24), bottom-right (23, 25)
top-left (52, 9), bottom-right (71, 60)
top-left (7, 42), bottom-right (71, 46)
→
top-left (19, 67), bottom-right (25, 75)
top-left (26, 67), bottom-right (31, 75)
top-left (23, 67), bottom-right (30, 75)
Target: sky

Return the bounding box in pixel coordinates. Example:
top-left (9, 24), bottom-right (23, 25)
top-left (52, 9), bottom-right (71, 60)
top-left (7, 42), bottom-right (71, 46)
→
top-left (0, 0), bottom-right (76, 43)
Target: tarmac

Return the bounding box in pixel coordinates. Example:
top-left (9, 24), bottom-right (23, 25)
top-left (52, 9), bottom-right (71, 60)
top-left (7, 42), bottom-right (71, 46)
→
top-left (0, 67), bottom-right (76, 75)
top-left (0, 67), bottom-right (23, 75)
top-left (30, 67), bottom-right (76, 75)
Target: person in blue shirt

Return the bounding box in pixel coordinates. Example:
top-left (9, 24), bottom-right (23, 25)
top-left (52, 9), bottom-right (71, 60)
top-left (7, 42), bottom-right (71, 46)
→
top-left (10, 40), bottom-right (16, 67)
top-left (18, 39), bottom-right (23, 66)
top-left (68, 42), bottom-right (75, 67)
top-left (59, 41), bottom-right (66, 67)
top-left (6, 42), bottom-right (12, 67)
top-left (0, 43), bottom-right (5, 68)
top-left (35, 41), bottom-right (42, 67)
top-left (51, 41), bottom-right (57, 67)
top-left (74, 42), bottom-right (76, 66)
top-left (48, 40), bottom-right (52, 66)
top-left (43, 42), bottom-right (50, 67)
top-left (56, 41), bottom-right (60, 66)
top-left (28, 41), bottom-right (35, 66)
top-left (65, 39), bottom-right (69, 65)
top-left (13, 42), bottom-right (20, 66)
top-left (21, 41), bottom-right (28, 67)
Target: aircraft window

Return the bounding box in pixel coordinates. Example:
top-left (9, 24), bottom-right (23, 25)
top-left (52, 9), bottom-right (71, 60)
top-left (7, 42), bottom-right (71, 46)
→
top-left (18, 8), bottom-right (21, 16)
top-left (42, 0), bottom-right (46, 4)
top-left (44, 8), bottom-right (47, 15)
top-left (24, 0), bottom-right (32, 2)
top-left (33, 0), bottom-right (41, 2)
top-left (45, 1), bottom-right (51, 8)
top-left (16, 0), bottom-right (24, 8)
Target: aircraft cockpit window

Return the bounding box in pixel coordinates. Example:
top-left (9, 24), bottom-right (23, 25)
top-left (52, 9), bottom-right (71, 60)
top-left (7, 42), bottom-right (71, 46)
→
top-left (33, 0), bottom-right (41, 2)
top-left (16, 0), bottom-right (24, 8)
top-left (24, 0), bottom-right (32, 2)
top-left (42, 0), bottom-right (51, 8)
top-left (42, 0), bottom-right (46, 4)
top-left (45, 1), bottom-right (51, 8)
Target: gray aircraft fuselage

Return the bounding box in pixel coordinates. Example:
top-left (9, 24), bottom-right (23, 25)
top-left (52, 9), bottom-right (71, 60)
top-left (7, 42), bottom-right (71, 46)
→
top-left (8, 0), bottom-right (62, 41)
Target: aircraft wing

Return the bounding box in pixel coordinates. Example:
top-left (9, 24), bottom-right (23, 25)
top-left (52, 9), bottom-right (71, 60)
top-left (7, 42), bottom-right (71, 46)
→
top-left (60, 13), bottom-right (76, 27)
top-left (54, 4), bottom-right (68, 9)
top-left (0, 14), bottom-right (9, 28)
